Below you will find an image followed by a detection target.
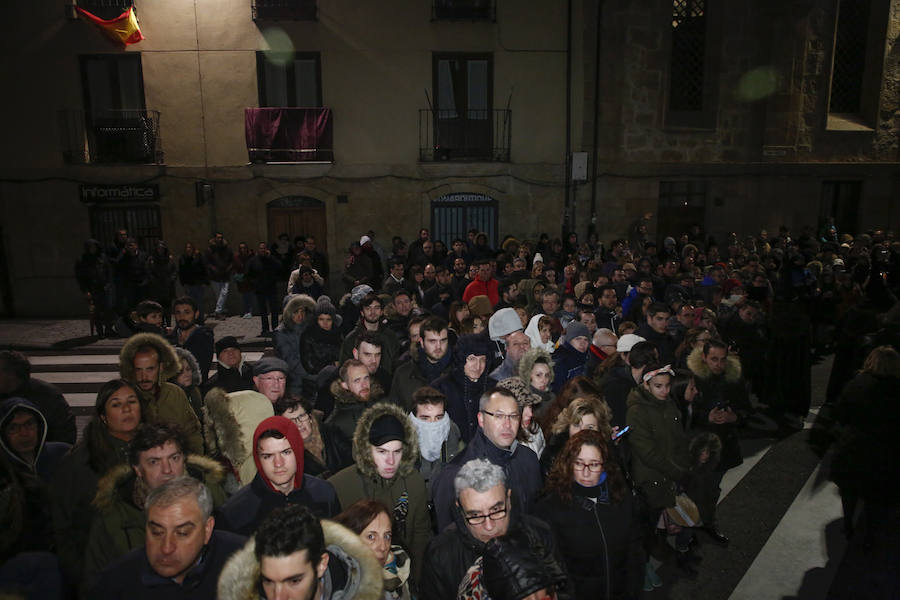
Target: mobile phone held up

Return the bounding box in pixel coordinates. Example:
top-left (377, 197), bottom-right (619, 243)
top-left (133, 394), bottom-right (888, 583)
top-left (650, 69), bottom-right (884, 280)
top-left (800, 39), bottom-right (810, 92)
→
top-left (613, 425), bottom-right (631, 440)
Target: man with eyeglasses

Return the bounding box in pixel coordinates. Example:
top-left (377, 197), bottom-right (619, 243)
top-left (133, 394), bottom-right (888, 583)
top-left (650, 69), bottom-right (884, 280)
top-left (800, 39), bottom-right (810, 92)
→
top-left (430, 387), bottom-right (542, 533)
top-left (421, 459), bottom-right (561, 600)
top-left (216, 415), bottom-right (340, 537)
top-left (1, 397), bottom-right (70, 482)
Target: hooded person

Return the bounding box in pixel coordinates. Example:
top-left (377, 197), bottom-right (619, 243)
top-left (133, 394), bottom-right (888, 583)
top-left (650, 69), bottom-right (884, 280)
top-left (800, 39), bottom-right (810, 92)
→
top-left (300, 296), bottom-right (344, 377)
top-left (524, 314), bottom-right (555, 353)
top-left (432, 334), bottom-right (493, 443)
top-left (0, 397), bottom-right (70, 482)
top-left (551, 321), bottom-right (591, 393)
top-left (203, 384), bottom-right (276, 491)
top-left (118, 332), bottom-right (203, 453)
top-left (217, 504), bottom-right (384, 600)
top-left (215, 416), bottom-right (342, 537)
top-left (0, 350), bottom-right (76, 445)
top-left (273, 293), bottom-right (318, 397)
top-left (487, 308), bottom-right (531, 385)
top-left (518, 347), bottom-right (555, 412)
top-left (328, 402), bottom-right (432, 583)
top-left (171, 347), bottom-right (204, 422)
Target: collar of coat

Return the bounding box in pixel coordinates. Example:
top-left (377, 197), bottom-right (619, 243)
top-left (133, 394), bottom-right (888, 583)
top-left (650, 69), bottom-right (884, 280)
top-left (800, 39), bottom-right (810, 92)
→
top-left (686, 346), bottom-right (742, 382)
top-left (351, 402), bottom-right (420, 480)
top-left (216, 520), bottom-right (384, 600)
top-left (93, 454), bottom-right (224, 511)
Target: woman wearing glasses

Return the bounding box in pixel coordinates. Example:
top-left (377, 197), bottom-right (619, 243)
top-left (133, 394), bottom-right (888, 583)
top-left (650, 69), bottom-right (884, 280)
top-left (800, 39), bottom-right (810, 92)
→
top-left (540, 396), bottom-right (611, 477)
top-left (536, 430), bottom-right (643, 600)
top-left (274, 395), bottom-right (352, 479)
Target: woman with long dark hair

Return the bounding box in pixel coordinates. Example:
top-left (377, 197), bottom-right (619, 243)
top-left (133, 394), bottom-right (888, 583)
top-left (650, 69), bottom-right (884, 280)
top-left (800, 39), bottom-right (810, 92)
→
top-left (50, 379), bottom-right (144, 583)
top-left (537, 430), bottom-right (644, 599)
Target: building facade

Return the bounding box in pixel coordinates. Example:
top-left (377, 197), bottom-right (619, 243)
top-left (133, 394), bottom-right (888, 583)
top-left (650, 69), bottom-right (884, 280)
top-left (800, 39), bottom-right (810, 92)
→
top-left (0, 0), bottom-right (897, 315)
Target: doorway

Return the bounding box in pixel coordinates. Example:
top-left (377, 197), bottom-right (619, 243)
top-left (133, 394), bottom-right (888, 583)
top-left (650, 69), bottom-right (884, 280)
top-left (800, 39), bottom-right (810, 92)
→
top-left (266, 196), bottom-right (327, 252)
top-left (657, 180), bottom-right (706, 245)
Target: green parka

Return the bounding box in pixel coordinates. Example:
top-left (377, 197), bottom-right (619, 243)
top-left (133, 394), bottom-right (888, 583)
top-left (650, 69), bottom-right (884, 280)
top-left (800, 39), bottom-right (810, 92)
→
top-left (625, 385), bottom-right (692, 510)
top-left (328, 402), bottom-right (431, 583)
top-left (119, 332), bottom-right (203, 453)
top-left (81, 454), bottom-right (226, 587)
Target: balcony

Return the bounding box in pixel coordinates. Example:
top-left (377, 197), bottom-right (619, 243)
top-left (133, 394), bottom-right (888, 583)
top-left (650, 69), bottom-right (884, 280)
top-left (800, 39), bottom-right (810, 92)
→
top-left (245, 107), bottom-right (333, 163)
top-left (74, 0), bottom-right (133, 19)
top-left (432, 0), bottom-right (495, 21)
top-left (252, 0), bottom-right (317, 20)
top-left (59, 109), bottom-right (163, 165)
top-left (419, 109), bottom-right (510, 162)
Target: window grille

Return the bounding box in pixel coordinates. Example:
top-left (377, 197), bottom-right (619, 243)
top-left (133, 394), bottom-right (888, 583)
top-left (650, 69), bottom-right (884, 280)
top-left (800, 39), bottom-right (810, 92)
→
top-left (669, 0), bottom-right (706, 112)
top-left (829, 0), bottom-right (870, 114)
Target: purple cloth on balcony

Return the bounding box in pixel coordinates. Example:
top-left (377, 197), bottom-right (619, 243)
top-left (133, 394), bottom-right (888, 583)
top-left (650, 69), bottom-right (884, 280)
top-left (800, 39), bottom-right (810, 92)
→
top-left (245, 107), bottom-right (333, 162)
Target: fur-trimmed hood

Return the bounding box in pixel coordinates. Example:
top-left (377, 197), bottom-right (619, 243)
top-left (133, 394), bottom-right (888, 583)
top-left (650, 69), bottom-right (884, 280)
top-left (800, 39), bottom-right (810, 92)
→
top-left (202, 388), bottom-right (274, 486)
top-left (329, 378), bottom-right (385, 406)
top-left (351, 402), bottom-right (419, 480)
top-left (217, 520), bottom-right (384, 600)
top-left (173, 347), bottom-right (202, 386)
top-left (119, 332), bottom-right (182, 383)
top-left (281, 294), bottom-right (317, 331)
top-left (689, 431), bottom-right (722, 469)
top-left (686, 346), bottom-right (742, 382)
top-left (92, 453), bottom-right (225, 511)
top-left (518, 346), bottom-right (555, 385)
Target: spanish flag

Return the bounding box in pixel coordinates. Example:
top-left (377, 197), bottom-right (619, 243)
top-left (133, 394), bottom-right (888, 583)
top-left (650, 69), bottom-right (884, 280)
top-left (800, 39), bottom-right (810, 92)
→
top-left (76, 6), bottom-right (145, 46)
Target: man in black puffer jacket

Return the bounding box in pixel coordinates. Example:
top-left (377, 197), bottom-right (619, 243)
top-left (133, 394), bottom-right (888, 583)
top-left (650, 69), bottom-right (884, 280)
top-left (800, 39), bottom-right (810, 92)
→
top-left (421, 459), bottom-right (565, 600)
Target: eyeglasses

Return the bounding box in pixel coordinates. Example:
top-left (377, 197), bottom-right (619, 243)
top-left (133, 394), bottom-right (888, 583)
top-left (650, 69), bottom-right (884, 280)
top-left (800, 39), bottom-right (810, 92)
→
top-left (6, 420), bottom-right (38, 434)
top-left (573, 460), bottom-right (604, 472)
top-left (258, 375), bottom-right (286, 384)
top-left (481, 410), bottom-right (520, 423)
top-left (291, 413), bottom-right (311, 425)
top-left (464, 502), bottom-right (509, 525)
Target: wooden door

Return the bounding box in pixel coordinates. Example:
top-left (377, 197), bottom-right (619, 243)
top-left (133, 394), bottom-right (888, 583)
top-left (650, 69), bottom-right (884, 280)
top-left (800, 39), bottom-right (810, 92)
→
top-left (267, 201), bottom-right (327, 255)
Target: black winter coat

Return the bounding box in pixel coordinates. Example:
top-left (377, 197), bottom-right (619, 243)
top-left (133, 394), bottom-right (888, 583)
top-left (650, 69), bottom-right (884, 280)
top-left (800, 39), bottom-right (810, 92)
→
top-left (420, 505), bottom-right (561, 600)
top-left (300, 322), bottom-right (342, 376)
top-left (536, 486), bottom-right (644, 600)
top-left (215, 472), bottom-right (341, 536)
top-left (600, 366), bottom-right (638, 428)
top-left (432, 367), bottom-right (488, 443)
top-left (87, 530), bottom-right (245, 600)
top-left (303, 422), bottom-right (353, 479)
top-left (430, 430), bottom-right (542, 533)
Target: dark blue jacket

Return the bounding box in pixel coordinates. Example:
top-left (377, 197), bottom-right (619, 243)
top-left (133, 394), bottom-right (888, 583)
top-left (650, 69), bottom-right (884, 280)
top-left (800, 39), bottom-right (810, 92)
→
top-left (430, 429), bottom-right (542, 533)
top-left (215, 472), bottom-right (341, 536)
top-left (86, 529), bottom-right (245, 599)
top-left (551, 342), bottom-right (588, 393)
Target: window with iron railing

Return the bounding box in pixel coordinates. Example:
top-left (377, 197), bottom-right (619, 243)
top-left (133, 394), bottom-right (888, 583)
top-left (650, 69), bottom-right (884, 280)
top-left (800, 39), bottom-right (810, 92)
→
top-left (825, 0), bottom-right (888, 130)
top-left (669, 0), bottom-right (705, 112)
top-left (60, 108), bottom-right (163, 164)
top-left (421, 53), bottom-right (509, 161)
top-left (432, 0), bottom-right (495, 21)
top-left (76, 0), bottom-right (133, 18)
top-left (252, 0), bottom-right (317, 20)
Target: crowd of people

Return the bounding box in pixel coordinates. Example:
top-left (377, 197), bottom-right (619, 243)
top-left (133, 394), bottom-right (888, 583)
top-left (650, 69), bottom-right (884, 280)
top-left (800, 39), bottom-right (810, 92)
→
top-left (2, 217), bottom-right (897, 599)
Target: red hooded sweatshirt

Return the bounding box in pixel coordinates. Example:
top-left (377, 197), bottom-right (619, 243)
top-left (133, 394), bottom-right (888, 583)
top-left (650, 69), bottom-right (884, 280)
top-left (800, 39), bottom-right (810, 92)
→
top-left (252, 415), bottom-right (305, 493)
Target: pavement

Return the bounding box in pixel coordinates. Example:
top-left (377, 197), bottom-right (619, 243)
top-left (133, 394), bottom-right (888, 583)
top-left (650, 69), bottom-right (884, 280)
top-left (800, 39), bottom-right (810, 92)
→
top-left (0, 314), bottom-right (274, 352)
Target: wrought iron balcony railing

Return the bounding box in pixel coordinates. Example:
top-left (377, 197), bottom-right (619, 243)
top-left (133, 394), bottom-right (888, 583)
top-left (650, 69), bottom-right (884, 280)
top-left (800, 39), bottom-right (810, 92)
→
top-left (419, 108), bottom-right (510, 162)
top-left (59, 109), bottom-right (163, 165)
top-left (432, 0), bottom-right (495, 21)
top-left (252, 0), bottom-right (317, 20)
